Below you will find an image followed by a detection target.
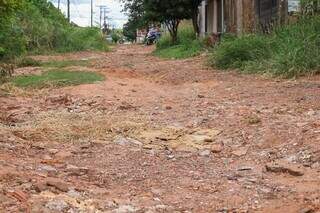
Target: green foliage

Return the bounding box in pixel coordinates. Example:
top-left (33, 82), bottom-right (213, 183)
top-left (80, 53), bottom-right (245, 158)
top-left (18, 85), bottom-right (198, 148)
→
top-left (54, 27), bottom-right (108, 52)
top-left (154, 40), bottom-right (202, 59)
top-left (121, 0), bottom-right (148, 42)
top-left (300, 0), bottom-right (320, 15)
top-left (144, 0), bottom-right (193, 43)
top-left (0, 0), bottom-right (22, 15)
top-left (210, 35), bottom-right (271, 69)
top-left (157, 25), bottom-right (197, 49)
top-left (13, 70), bottom-right (104, 88)
top-left (0, 0), bottom-right (108, 60)
top-left (123, 21), bottom-right (137, 42)
top-left (111, 32), bottom-right (121, 43)
top-left (155, 25), bottom-right (203, 59)
top-left (209, 16), bottom-right (320, 78)
top-left (122, 0), bottom-right (201, 42)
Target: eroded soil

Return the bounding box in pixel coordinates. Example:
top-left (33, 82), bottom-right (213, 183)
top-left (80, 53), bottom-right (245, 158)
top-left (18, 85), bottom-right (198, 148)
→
top-left (1, 45), bottom-right (320, 212)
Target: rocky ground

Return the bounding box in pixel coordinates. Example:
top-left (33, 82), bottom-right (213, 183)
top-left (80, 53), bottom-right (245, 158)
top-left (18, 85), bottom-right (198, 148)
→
top-left (0, 45), bottom-right (320, 213)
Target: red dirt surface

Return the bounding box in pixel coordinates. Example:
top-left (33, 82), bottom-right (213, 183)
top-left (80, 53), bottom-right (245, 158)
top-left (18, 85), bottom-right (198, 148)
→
top-left (0, 45), bottom-right (320, 212)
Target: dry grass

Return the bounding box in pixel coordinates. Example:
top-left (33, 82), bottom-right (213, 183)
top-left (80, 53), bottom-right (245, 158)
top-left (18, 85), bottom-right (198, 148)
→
top-left (2, 110), bottom-right (147, 144)
top-left (0, 83), bottom-right (51, 97)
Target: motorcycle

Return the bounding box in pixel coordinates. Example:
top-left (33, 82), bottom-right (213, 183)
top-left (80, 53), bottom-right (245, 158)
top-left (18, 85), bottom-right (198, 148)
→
top-left (146, 31), bottom-right (160, 45)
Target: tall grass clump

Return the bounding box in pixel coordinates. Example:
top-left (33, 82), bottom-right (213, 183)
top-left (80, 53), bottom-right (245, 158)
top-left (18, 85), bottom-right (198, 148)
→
top-left (266, 16), bottom-right (320, 77)
top-left (0, 0), bottom-right (108, 61)
top-left (210, 16), bottom-right (320, 78)
top-left (154, 24), bottom-right (203, 59)
top-left (210, 35), bottom-right (271, 69)
top-left (55, 27), bottom-right (108, 52)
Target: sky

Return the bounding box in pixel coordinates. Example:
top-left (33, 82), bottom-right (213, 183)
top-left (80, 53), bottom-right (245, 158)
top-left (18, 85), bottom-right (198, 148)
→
top-left (49, 0), bottom-right (127, 28)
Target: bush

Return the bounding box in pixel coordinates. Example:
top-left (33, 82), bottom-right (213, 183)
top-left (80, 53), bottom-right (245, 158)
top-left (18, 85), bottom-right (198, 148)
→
top-left (266, 16), bottom-right (320, 77)
top-left (209, 16), bottom-right (320, 78)
top-left (210, 35), bottom-right (271, 69)
top-left (155, 25), bottom-right (203, 59)
top-left (157, 25), bottom-right (197, 49)
top-left (55, 27), bottom-right (109, 52)
top-left (0, 0), bottom-right (108, 60)
top-left (111, 32), bottom-right (121, 43)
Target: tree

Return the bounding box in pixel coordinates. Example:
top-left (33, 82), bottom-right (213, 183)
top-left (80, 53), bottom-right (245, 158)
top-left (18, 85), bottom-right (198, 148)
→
top-left (301, 0), bottom-right (320, 15)
top-left (144, 0), bottom-right (192, 43)
top-left (123, 19), bottom-right (138, 42)
top-left (0, 0), bottom-right (21, 16)
top-left (189, 0), bottom-right (202, 36)
top-left (121, 0), bottom-right (148, 41)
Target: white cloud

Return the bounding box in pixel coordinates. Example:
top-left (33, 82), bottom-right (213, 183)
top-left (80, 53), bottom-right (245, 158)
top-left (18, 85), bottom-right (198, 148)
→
top-left (49, 0), bottom-right (127, 28)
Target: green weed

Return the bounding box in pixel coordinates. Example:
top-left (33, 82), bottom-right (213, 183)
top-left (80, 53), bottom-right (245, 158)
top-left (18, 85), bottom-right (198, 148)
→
top-left (13, 70), bottom-right (104, 88)
top-left (155, 25), bottom-right (203, 59)
top-left (209, 16), bottom-right (320, 78)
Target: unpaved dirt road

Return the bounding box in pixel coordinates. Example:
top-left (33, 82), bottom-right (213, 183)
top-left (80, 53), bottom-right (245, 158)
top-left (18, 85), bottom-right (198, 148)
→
top-left (1, 45), bottom-right (320, 212)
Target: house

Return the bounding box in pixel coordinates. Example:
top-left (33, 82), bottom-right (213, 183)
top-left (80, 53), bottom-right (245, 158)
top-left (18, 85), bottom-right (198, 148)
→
top-left (199, 0), bottom-right (290, 36)
top-left (136, 29), bottom-right (148, 43)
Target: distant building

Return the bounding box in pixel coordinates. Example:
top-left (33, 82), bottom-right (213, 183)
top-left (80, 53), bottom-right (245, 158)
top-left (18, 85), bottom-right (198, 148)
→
top-left (136, 29), bottom-right (147, 43)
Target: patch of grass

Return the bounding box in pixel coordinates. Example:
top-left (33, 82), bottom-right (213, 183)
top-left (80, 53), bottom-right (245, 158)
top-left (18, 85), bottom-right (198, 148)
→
top-left (155, 25), bottom-right (203, 59)
top-left (154, 40), bottom-right (203, 59)
top-left (209, 16), bottom-right (320, 78)
top-left (41, 60), bottom-right (90, 68)
top-left (13, 70), bottom-right (104, 88)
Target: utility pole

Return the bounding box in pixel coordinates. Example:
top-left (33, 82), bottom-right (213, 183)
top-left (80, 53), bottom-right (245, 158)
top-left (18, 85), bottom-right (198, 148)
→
top-left (97, 5), bottom-right (108, 29)
top-left (103, 7), bottom-right (108, 27)
top-left (67, 0), bottom-right (70, 22)
top-left (91, 0), bottom-right (93, 27)
top-left (58, 0), bottom-right (60, 10)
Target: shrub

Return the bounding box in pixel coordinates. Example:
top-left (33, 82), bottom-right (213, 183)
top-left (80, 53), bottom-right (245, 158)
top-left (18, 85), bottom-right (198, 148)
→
top-left (55, 27), bottom-right (109, 52)
top-left (111, 32), bottom-right (121, 43)
top-left (0, 0), bottom-right (109, 60)
top-left (157, 25), bottom-right (197, 49)
top-left (155, 24), bottom-right (203, 59)
top-left (209, 16), bottom-right (320, 78)
top-left (210, 35), bottom-right (271, 69)
top-left (266, 16), bottom-right (320, 77)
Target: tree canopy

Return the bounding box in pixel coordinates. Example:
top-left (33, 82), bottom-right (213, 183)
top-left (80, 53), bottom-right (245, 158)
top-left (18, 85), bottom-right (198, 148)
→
top-left (122, 0), bottom-right (202, 43)
top-left (144, 0), bottom-right (194, 43)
